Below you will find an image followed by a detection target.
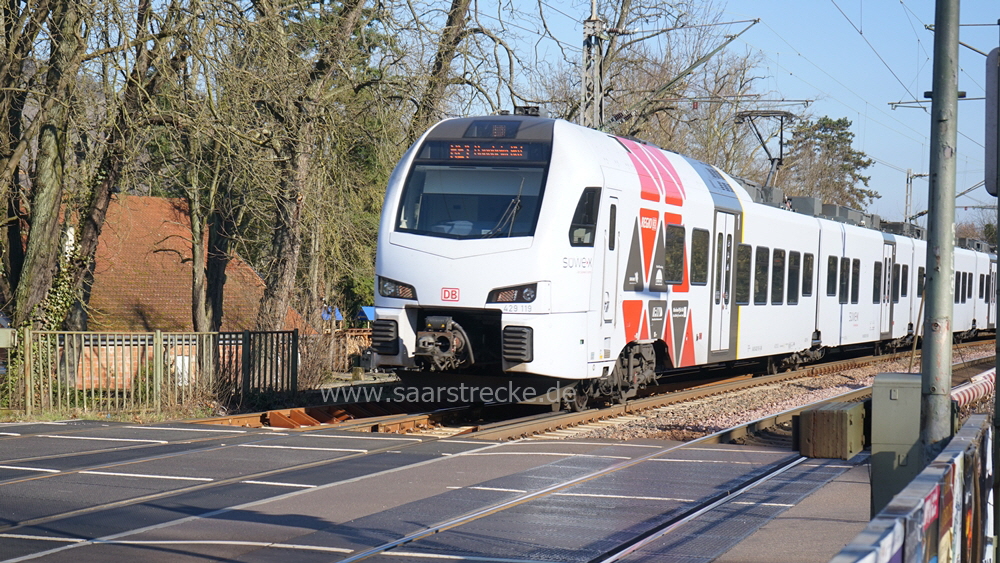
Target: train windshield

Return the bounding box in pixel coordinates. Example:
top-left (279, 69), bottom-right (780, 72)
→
top-left (395, 165), bottom-right (546, 239)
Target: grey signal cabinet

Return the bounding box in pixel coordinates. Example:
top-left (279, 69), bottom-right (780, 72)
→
top-left (870, 372), bottom-right (923, 517)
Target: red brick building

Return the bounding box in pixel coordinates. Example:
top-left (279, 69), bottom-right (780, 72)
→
top-left (87, 195), bottom-right (311, 333)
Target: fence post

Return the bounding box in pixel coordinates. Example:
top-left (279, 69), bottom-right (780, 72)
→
top-left (291, 329), bottom-right (298, 396)
top-left (23, 328), bottom-right (32, 415)
top-left (153, 330), bottom-right (163, 412)
top-left (241, 330), bottom-right (251, 399)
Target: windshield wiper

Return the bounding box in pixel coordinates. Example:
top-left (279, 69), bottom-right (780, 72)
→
top-left (485, 177), bottom-right (526, 238)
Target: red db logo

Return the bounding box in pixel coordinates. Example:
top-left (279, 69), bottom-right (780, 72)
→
top-left (441, 288), bottom-right (460, 301)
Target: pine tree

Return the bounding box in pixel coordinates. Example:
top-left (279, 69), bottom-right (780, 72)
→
top-left (780, 116), bottom-right (878, 210)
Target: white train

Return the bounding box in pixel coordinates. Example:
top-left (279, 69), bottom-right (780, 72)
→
top-left (371, 115), bottom-right (996, 408)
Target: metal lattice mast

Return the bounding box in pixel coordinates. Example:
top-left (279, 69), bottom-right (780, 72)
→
top-left (581, 0), bottom-right (605, 129)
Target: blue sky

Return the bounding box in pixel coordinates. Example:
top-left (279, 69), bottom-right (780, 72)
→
top-left (520, 1), bottom-right (997, 226)
top-left (719, 0), bottom-right (997, 225)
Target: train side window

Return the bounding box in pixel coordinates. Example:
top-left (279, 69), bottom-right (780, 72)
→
top-left (988, 272), bottom-right (993, 302)
top-left (735, 244), bottom-right (752, 305)
top-left (754, 247), bottom-right (769, 305)
top-left (664, 225), bottom-right (685, 284)
top-left (954, 272), bottom-right (961, 304)
top-left (851, 259), bottom-right (860, 304)
top-left (917, 266), bottom-right (925, 296)
top-left (901, 265), bottom-right (909, 297)
top-left (690, 229), bottom-right (710, 285)
top-left (891, 264), bottom-right (900, 303)
top-left (788, 251), bottom-right (801, 305)
top-left (771, 249), bottom-right (786, 305)
top-left (802, 253), bottom-right (814, 296)
top-left (873, 261), bottom-right (882, 304)
top-left (569, 188), bottom-right (601, 247)
top-left (839, 257), bottom-right (849, 304)
top-left (980, 273), bottom-right (985, 300)
top-left (968, 272), bottom-right (973, 299)
top-left (826, 256), bottom-right (838, 296)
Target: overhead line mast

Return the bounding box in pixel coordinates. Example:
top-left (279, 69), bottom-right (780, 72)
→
top-left (579, 6), bottom-right (758, 132)
top-left (580, 0), bottom-right (605, 129)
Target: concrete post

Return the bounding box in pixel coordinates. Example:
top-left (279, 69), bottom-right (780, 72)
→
top-left (989, 19), bottom-right (1000, 563)
top-left (919, 0), bottom-right (960, 459)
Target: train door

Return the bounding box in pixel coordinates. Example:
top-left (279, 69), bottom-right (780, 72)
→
top-left (710, 212), bottom-right (735, 353)
top-left (880, 242), bottom-right (895, 338)
top-left (603, 196), bottom-right (619, 324)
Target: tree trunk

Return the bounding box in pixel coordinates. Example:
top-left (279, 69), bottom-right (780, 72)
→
top-left (255, 138), bottom-right (307, 331)
top-left (190, 187), bottom-right (210, 333)
top-left (207, 209), bottom-right (233, 332)
top-left (3, 196), bottom-right (25, 306)
top-left (13, 0), bottom-right (81, 328)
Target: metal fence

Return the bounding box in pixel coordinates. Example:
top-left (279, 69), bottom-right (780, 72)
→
top-left (831, 415), bottom-right (994, 563)
top-left (332, 329), bottom-right (372, 372)
top-left (9, 329), bottom-right (298, 415)
top-left (217, 330), bottom-right (298, 401)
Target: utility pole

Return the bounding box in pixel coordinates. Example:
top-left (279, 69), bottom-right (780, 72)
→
top-left (581, 0), bottom-right (605, 129)
top-left (920, 0), bottom-right (959, 461)
top-left (987, 25), bottom-right (999, 562)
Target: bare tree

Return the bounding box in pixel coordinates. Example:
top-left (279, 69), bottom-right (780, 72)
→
top-left (0, 0), bottom-right (191, 330)
top-left (530, 1), bottom-right (773, 180)
top-left (12, 0), bottom-right (83, 327)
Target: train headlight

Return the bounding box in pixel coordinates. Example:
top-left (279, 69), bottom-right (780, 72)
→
top-left (378, 276), bottom-right (418, 300)
top-left (487, 283), bottom-right (537, 303)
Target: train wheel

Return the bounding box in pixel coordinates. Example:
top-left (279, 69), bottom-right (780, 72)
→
top-left (568, 385), bottom-right (590, 412)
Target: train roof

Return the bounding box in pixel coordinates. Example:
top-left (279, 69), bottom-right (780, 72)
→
top-left (424, 115), bottom-right (556, 142)
top-left (426, 115), bottom-right (994, 254)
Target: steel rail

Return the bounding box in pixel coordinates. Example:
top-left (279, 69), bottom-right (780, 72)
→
top-left (333, 392), bottom-right (828, 563)
top-left (0, 407), bottom-right (481, 470)
top-left (592, 456), bottom-right (810, 563)
top-left (0, 427), bottom-right (477, 535)
top-left (334, 441), bottom-right (695, 563)
top-left (467, 347), bottom-right (995, 442)
top-left (9, 350), bottom-right (990, 559)
top-left (0, 440), bottom-right (511, 563)
top-left (0, 430), bottom-right (270, 478)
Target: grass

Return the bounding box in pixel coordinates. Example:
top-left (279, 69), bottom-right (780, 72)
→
top-left (0, 402), bottom-right (220, 424)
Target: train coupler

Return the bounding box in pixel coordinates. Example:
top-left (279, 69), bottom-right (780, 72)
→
top-left (415, 316), bottom-right (475, 371)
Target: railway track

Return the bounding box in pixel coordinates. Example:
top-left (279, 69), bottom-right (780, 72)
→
top-left (592, 455), bottom-right (810, 563)
top-left (186, 341), bottom-right (995, 443)
top-left (0, 411), bottom-right (830, 563)
top-left (2, 344), bottom-right (992, 562)
top-left (428, 341), bottom-right (997, 442)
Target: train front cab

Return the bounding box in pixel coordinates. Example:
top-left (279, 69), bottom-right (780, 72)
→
top-left (371, 116), bottom-right (626, 392)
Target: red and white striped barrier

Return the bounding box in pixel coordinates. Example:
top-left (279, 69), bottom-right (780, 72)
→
top-left (950, 367), bottom-right (996, 408)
